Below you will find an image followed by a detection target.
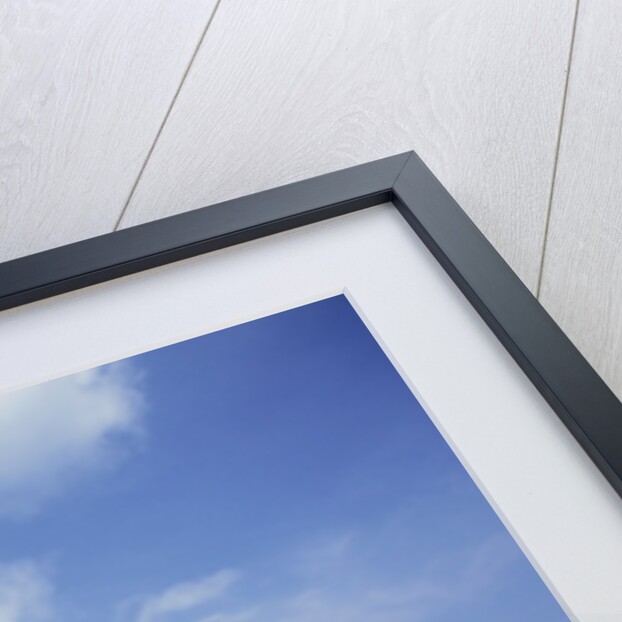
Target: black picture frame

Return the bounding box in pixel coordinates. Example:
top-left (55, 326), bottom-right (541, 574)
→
top-left (1, 151), bottom-right (620, 497)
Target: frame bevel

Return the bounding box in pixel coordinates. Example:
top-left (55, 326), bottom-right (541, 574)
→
top-left (1, 151), bottom-right (621, 497)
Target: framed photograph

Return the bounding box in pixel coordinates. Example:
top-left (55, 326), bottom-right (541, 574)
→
top-left (0, 152), bottom-right (620, 621)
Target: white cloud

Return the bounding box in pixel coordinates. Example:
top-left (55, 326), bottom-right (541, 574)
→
top-left (0, 560), bottom-right (53, 622)
top-left (270, 533), bottom-right (522, 622)
top-left (294, 533), bottom-right (353, 578)
top-left (153, 533), bottom-right (525, 622)
top-left (0, 363), bottom-right (145, 517)
top-left (136, 570), bottom-right (240, 622)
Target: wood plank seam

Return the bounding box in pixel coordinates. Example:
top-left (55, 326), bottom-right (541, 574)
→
top-left (112, 0), bottom-right (226, 231)
top-left (535, 0), bottom-right (581, 299)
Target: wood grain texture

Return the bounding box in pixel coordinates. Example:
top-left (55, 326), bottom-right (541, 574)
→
top-left (120, 0), bottom-right (576, 291)
top-left (0, 0), bottom-right (218, 262)
top-left (539, 0), bottom-right (622, 400)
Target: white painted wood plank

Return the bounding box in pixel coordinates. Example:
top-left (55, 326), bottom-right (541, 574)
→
top-left (120, 0), bottom-right (575, 291)
top-left (539, 1), bottom-right (622, 400)
top-left (0, 0), bottom-right (218, 262)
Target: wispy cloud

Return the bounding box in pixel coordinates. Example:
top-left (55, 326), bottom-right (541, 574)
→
top-left (121, 532), bottom-right (526, 622)
top-left (0, 560), bottom-right (54, 622)
top-left (135, 570), bottom-right (240, 622)
top-left (0, 363), bottom-right (145, 517)
top-left (293, 533), bottom-right (354, 579)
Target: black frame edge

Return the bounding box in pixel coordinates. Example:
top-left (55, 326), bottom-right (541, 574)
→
top-left (393, 151), bottom-right (622, 498)
top-left (1, 150), bottom-right (621, 497)
top-left (0, 153), bottom-right (410, 311)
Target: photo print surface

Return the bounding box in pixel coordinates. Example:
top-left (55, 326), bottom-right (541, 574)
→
top-left (0, 295), bottom-right (567, 621)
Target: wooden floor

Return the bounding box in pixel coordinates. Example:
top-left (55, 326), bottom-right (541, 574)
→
top-left (2, 0), bottom-right (620, 400)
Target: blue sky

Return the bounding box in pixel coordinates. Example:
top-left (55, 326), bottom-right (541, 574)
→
top-left (0, 295), bottom-right (566, 621)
